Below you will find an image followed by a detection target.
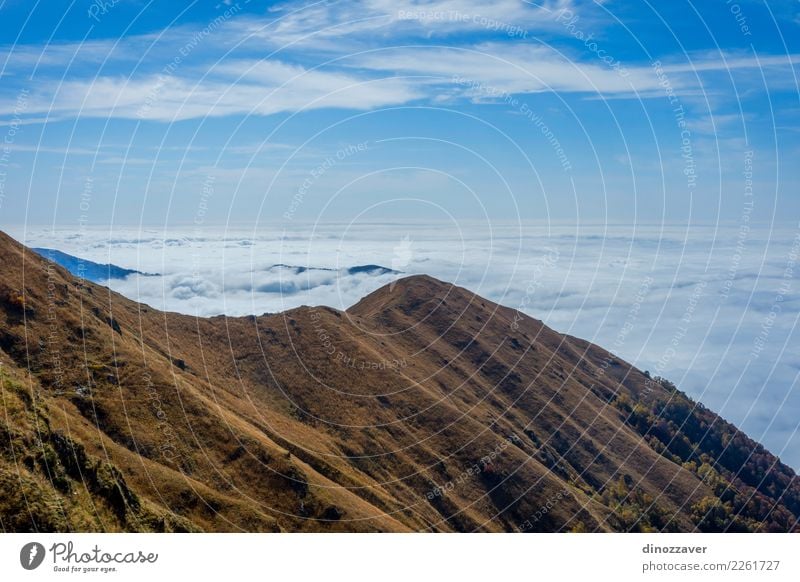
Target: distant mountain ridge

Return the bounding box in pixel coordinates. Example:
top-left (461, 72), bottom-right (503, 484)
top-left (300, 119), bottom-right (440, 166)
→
top-left (32, 247), bottom-right (398, 290)
top-left (1, 231), bottom-right (798, 532)
top-left (266, 263), bottom-right (399, 276)
top-left (32, 248), bottom-right (156, 283)
top-left (257, 263), bottom-right (401, 294)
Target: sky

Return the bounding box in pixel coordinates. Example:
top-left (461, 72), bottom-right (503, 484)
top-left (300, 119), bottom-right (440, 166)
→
top-left (0, 2), bottom-right (799, 468)
top-left (0, 0), bottom-right (797, 226)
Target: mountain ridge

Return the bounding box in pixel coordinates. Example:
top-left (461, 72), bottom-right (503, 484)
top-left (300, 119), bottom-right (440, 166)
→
top-left (31, 247), bottom-right (156, 282)
top-left (0, 230), bottom-right (798, 532)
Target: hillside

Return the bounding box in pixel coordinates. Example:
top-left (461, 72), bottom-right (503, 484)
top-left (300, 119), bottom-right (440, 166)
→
top-left (1, 230), bottom-right (798, 532)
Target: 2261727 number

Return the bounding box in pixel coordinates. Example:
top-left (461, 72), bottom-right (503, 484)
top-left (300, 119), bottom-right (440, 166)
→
top-left (729, 560), bottom-right (780, 571)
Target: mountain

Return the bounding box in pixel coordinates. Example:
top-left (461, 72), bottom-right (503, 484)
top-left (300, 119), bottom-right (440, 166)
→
top-left (32, 248), bottom-right (155, 283)
top-left (258, 263), bottom-right (400, 294)
top-left (1, 230), bottom-right (798, 532)
top-left (267, 263), bottom-right (399, 276)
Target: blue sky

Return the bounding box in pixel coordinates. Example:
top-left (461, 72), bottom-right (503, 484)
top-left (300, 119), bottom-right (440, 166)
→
top-left (0, 0), bottom-right (798, 226)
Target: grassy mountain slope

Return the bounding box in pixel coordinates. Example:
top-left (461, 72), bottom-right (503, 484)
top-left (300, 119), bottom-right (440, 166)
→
top-left (1, 231), bottom-right (797, 532)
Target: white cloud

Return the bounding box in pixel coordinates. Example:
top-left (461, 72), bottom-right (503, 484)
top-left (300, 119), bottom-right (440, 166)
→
top-left (253, 0), bottom-right (575, 47)
top-left (1, 1), bottom-right (797, 122)
top-left (15, 66), bottom-right (421, 122)
top-left (660, 53), bottom-right (800, 74)
top-left (349, 43), bottom-right (660, 95)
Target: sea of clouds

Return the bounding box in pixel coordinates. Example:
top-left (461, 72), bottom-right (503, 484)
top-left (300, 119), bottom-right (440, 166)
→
top-left (10, 222), bottom-right (800, 469)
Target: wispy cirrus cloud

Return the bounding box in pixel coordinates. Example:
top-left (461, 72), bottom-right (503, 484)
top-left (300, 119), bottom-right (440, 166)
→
top-left (21, 67), bottom-right (421, 121)
top-left (11, 42), bottom-right (794, 123)
top-left (249, 0), bottom-right (576, 48)
top-left (0, 0), bottom-right (797, 123)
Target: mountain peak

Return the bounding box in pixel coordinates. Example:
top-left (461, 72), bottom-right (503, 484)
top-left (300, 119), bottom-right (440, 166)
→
top-left (348, 274), bottom-right (457, 318)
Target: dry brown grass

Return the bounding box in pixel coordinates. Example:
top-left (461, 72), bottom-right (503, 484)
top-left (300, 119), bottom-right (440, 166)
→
top-left (0, 232), bottom-right (797, 532)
